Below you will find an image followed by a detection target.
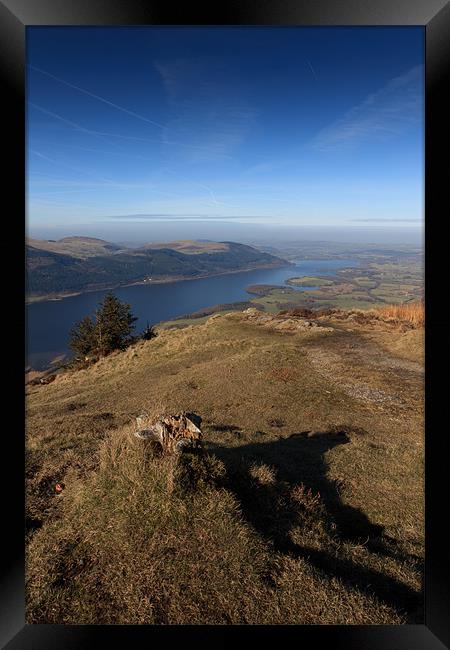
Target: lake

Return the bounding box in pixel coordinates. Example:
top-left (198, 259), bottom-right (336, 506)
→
top-left (26, 258), bottom-right (357, 370)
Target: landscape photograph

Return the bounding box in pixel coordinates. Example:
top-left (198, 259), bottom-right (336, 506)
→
top-left (26, 26), bottom-right (424, 625)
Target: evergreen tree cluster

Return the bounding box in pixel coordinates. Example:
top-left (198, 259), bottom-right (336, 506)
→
top-left (69, 293), bottom-right (142, 359)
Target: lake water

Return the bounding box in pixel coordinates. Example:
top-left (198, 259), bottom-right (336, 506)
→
top-left (26, 259), bottom-right (357, 370)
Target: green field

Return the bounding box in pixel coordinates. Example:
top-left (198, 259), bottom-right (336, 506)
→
top-left (244, 255), bottom-right (423, 314)
top-left (287, 276), bottom-right (334, 287)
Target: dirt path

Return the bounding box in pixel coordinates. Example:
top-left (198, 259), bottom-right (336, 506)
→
top-left (303, 324), bottom-right (423, 415)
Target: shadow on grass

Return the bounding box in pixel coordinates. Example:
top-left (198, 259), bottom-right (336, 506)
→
top-left (208, 429), bottom-right (423, 621)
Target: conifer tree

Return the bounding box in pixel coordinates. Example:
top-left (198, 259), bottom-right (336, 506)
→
top-left (68, 293), bottom-right (138, 359)
top-left (95, 292), bottom-right (137, 355)
top-left (69, 316), bottom-right (96, 358)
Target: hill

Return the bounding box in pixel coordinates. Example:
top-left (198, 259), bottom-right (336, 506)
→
top-left (26, 306), bottom-right (423, 624)
top-left (26, 238), bottom-right (289, 301)
top-left (27, 236), bottom-right (123, 258)
top-left (139, 239), bottom-right (231, 254)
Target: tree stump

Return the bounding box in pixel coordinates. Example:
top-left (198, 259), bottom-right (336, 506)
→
top-left (133, 412), bottom-right (202, 455)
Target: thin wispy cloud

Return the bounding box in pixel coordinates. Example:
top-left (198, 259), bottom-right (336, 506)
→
top-left (310, 65), bottom-right (423, 151)
top-left (242, 160), bottom-right (288, 176)
top-left (155, 57), bottom-right (258, 163)
top-left (104, 213), bottom-right (271, 221)
top-left (351, 218), bottom-right (422, 223)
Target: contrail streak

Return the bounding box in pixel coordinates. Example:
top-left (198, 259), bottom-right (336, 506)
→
top-left (29, 102), bottom-right (98, 135)
top-left (30, 149), bottom-right (117, 185)
top-left (28, 64), bottom-right (166, 129)
top-left (163, 168), bottom-right (221, 206)
top-left (28, 101), bottom-right (213, 152)
top-left (28, 102), bottom-right (144, 158)
top-left (306, 59), bottom-right (317, 80)
top-left (27, 71), bottom-right (245, 211)
top-left (29, 151), bottom-right (219, 207)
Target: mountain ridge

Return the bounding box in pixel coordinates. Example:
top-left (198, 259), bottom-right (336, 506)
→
top-left (26, 238), bottom-right (291, 301)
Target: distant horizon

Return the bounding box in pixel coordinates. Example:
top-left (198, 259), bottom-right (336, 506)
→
top-left (27, 223), bottom-right (423, 247)
top-left (27, 26), bottom-right (424, 241)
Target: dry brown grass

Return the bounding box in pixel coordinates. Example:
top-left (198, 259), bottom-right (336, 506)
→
top-left (267, 367), bottom-right (298, 383)
top-left (26, 424), bottom-right (403, 625)
top-left (376, 301), bottom-right (424, 328)
top-left (278, 301), bottom-right (424, 330)
top-left (26, 310), bottom-right (424, 624)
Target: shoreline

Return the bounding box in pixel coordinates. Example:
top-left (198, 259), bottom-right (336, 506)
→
top-left (25, 261), bottom-right (293, 305)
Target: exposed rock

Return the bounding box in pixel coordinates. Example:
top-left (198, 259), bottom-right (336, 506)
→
top-left (134, 412), bottom-right (202, 454)
top-left (38, 374), bottom-right (56, 385)
top-left (241, 308), bottom-right (333, 333)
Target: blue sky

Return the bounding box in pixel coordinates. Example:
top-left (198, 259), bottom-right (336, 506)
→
top-left (27, 27), bottom-right (424, 243)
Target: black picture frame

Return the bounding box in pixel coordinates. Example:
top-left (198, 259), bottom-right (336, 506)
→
top-left (2, 1), bottom-right (449, 647)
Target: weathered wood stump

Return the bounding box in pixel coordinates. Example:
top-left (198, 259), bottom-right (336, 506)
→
top-left (133, 412), bottom-right (202, 455)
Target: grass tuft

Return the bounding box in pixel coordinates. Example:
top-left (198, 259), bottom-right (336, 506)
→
top-left (376, 301), bottom-right (424, 327)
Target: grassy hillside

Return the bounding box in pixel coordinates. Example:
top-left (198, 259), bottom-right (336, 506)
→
top-left (140, 240), bottom-right (231, 254)
top-left (26, 239), bottom-right (288, 300)
top-left (27, 236), bottom-right (123, 258)
top-left (26, 306), bottom-right (423, 624)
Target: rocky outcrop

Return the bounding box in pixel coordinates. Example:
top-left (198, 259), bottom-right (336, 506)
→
top-left (239, 308), bottom-right (334, 333)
